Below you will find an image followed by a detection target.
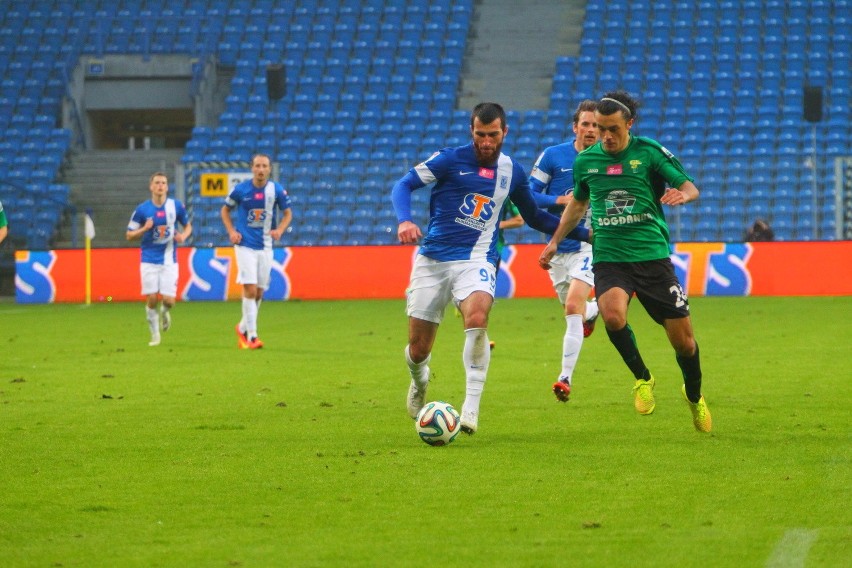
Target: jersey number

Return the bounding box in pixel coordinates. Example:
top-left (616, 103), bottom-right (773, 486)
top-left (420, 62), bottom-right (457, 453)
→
top-left (669, 284), bottom-right (687, 308)
top-left (479, 268), bottom-right (496, 292)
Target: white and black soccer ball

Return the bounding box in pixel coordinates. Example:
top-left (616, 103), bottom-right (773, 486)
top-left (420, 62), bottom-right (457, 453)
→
top-left (415, 401), bottom-right (461, 446)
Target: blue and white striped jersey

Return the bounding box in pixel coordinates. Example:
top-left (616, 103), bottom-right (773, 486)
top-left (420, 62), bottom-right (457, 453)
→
top-left (392, 143), bottom-right (560, 266)
top-left (127, 198), bottom-right (189, 265)
top-left (529, 140), bottom-right (591, 254)
top-left (224, 180), bottom-right (292, 251)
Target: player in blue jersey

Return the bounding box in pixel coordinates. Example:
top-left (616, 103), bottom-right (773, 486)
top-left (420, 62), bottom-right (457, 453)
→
top-left (529, 99), bottom-right (601, 402)
top-left (126, 172), bottom-right (192, 347)
top-left (392, 102), bottom-right (590, 435)
top-left (220, 153), bottom-right (292, 350)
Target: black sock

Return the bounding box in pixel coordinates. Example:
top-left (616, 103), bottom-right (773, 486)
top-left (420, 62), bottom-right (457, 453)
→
top-left (677, 342), bottom-right (702, 403)
top-left (606, 324), bottom-right (651, 380)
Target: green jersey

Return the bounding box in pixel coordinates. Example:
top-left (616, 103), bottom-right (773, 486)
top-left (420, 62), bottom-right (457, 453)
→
top-left (573, 136), bottom-right (693, 263)
top-left (0, 200), bottom-right (6, 229)
top-left (497, 199), bottom-right (520, 254)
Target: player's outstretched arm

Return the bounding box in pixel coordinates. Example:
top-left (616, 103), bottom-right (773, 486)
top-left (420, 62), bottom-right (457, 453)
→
top-left (539, 197), bottom-right (589, 269)
top-left (391, 173), bottom-right (425, 244)
top-left (661, 180), bottom-right (699, 206)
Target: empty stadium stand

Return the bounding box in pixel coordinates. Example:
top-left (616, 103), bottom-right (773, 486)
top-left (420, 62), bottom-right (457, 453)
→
top-left (0, 0), bottom-right (848, 256)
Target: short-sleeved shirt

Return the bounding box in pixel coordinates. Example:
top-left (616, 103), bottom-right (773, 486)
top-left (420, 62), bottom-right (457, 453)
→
top-left (401, 143), bottom-right (550, 267)
top-left (573, 136), bottom-right (693, 263)
top-left (224, 180), bottom-right (292, 251)
top-left (127, 198), bottom-right (189, 265)
top-left (529, 141), bottom-right (590, 254)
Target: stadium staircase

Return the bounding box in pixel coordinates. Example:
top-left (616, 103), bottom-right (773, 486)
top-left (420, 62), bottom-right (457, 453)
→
top-left (56, 149), bottom-right (185, 248)
top-left (458, 0), bottom-right (586, 110)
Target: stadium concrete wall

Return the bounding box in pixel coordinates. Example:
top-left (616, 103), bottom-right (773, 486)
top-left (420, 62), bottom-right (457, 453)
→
top-left (14, 242), bottom-right (852, 303)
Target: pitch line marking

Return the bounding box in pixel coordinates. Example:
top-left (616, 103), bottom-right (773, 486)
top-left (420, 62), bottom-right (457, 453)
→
top-left (765, 528), bottom-right (819, 568)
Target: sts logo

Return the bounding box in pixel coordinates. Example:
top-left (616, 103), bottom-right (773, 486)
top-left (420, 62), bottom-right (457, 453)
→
top-left (15, 251), bottom-right (57, 303)
top-left (247, 209), bottom-right (267, 227)
top-left (671, 243), bottom-right (752, 296)
top-left (153, 225), bottom-right (171, 242)
top-left (183, 247), bottom-right (292, 300)
top-left (459, 194), bottom-right (495, 221)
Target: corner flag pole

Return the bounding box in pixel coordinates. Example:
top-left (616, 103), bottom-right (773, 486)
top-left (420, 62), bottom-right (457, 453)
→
top-left (84, 209), bottom-right (95, 305)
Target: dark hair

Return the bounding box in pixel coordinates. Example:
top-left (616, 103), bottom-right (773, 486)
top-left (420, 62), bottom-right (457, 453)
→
top-left (598, 90), bottom-right (639, 120)
top-left (573, 99), bottom-right (598, 124)
top-left (471, 102), bottom-right (506, 129)
top-left (744, 219), bottom-right (775, 242)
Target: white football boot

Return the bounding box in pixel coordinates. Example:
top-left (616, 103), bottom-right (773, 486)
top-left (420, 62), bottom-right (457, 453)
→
top-left (407, 377), bottom-right (429, 419)
top-left (460, 409), bottom-right (478, 435)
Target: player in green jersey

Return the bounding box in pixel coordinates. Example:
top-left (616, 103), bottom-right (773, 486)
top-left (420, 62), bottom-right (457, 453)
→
top-left (496, 199), bottom-right (522, 264)
top-left (538, 90), bottom-right (711, 432)
top-left (0, 200), bottom-right (8, 245)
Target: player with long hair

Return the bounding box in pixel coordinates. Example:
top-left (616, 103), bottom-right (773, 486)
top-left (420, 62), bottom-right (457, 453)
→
top-left (540, 90), bottom-right (712, 432)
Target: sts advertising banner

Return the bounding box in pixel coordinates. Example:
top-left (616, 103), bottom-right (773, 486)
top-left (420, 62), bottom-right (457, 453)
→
top-left (14, 241), bottom-right (852, 304)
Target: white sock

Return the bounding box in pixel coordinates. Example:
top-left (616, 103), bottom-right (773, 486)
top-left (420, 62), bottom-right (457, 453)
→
top-left (462, 328), bottom-right (490, 415)
top-left (404, 345), bottom-right (431, 389)
top-left (585, 299), bottom-right (599, 321)
top-left (560, 314), bottom-right (584, 383)
top-left (242, 297), bottom-right (258, 339)
top-left (146, 307), bottom-right (160, 336)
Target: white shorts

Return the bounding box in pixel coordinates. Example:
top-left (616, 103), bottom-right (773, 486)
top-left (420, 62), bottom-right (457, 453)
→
top-left (235, 245), bottom-right (273, 289)
top-left (140, 262), bottom-right (178, 297)
top-left (406, 255), bottom-right (496, 324)
top-left (548, 249), bottom-right (595, 304)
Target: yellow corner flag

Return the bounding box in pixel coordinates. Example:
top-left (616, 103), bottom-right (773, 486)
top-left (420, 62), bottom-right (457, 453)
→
top-left (85, 210), bottom-right (95, 304)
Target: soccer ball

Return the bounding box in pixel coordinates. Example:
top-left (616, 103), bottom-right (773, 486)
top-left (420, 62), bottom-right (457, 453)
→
top-left (415, 401), bottom-right (461, 446)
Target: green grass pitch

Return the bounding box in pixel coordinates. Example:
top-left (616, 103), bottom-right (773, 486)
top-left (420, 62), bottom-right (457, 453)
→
top-left (1, 296), bottom-right (849, 567)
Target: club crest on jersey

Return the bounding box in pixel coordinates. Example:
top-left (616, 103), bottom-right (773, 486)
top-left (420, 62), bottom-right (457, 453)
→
top-left (499, 175), bottom-right (508, 189)
top-left (479, 167), bottom-right (494, 179)
top-left (629, 159), bottom-right (642, 173)
top-left (607, 164), bottom-right (623, 175)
